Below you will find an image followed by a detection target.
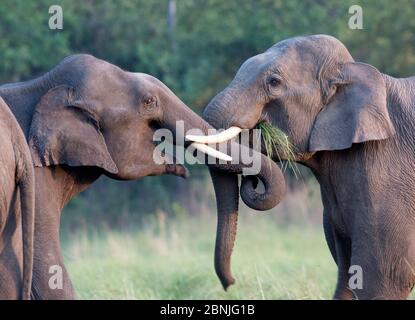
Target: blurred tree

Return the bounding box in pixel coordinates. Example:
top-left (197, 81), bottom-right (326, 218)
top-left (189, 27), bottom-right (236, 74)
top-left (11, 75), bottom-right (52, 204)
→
top-left (167, 0), bottom-right (177, 53)
top-left (1, 0), bottom-right (413, 107)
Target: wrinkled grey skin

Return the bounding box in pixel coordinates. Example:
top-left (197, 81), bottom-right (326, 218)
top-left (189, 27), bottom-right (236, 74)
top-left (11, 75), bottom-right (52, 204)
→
top-left (204, 34), bottom-right (415, 299)
top-left (0, 97), bottom-right (34, 300)
top-left (0, 54), bottom-right (284, 299)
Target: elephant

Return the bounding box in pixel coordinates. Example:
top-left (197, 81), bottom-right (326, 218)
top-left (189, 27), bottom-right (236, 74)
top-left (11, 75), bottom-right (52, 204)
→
top-left (0, 54), bottom-right (285, 299)
top-left (0, 96), bottom-right (34, 299)
top-left (202, 34), bottom-right (415, 299)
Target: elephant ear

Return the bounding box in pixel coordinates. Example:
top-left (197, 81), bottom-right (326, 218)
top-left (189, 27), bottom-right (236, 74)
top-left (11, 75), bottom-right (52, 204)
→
top-left (28, 85), bottom-right (118, 174)
top-left (309, 62), bottom-right (394, 152)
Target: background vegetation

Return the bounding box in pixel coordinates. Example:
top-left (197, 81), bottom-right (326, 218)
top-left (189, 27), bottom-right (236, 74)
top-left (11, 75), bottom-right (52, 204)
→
top-left (1, 0), bottom-right (414, 299)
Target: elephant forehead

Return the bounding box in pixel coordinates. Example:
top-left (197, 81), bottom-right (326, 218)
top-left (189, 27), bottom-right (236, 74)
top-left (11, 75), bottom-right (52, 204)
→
top-left (239, 52), bottom-right (273, 73)
top-left (269, 35), bottom-right (354, 67)
top-left (239, 41), bottom-right (305, 76)
top-left (132, 72), bottom-right (151, 80)
top-left (233, 52), bottom-right (276, 86)
top-left (131, 72), bottom-right (177, 97)
top-left (131, 72), bottom-right (162, 89)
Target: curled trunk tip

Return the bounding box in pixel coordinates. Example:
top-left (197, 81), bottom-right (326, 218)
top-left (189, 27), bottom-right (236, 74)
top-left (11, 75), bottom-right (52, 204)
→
top-left (240, 159), bottom-right (286, 211)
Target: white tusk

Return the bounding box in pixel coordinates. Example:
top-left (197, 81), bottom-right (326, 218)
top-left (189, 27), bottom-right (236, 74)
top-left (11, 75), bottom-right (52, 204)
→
top-left (190, 142), bottom-right (232, 162)
top-left (186, 126), bottom-right (242, 144)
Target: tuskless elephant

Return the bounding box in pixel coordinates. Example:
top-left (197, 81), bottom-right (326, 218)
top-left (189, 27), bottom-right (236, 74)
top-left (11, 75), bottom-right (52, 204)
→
top-left (201, 34), bottom-right (415, 299)
top-left (0, 54), bottom-right (285, 299)
top-left (0, 97), bottom-right (34, 299)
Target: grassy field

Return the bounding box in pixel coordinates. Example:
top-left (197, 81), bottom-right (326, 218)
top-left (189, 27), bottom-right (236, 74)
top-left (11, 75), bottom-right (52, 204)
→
top-left (62, 213), bottom-right (338, 299)
top-left (61, 181), bottom-right (415, 300)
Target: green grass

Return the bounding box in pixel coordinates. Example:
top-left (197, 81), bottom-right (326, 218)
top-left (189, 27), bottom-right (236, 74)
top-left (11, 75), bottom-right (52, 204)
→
top-left (256, 122), bottom-right (300, 177)
top-left (61, 182), bottom-right (415, 300)
top-left (62, 214), bottom-right (337, 299)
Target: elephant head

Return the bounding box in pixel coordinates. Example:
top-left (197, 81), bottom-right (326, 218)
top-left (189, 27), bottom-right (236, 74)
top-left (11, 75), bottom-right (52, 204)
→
top-left (204, 35), bottom-right (393, 158)
top-left (26, 54), bottom-right (285, 289)
top-left (202, 35), bottom-right (394, 287)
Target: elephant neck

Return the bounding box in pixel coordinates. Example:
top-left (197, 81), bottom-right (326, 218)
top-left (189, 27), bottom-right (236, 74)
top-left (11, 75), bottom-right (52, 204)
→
top-left (383, 74), bottom-right (415, 114)
top-left (35, 166), bottom-right (101, 215)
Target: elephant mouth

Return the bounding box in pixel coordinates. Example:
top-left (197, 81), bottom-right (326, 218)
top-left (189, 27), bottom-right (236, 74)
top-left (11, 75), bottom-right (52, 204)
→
top-left (185, 126), bottom-right (243, 162)
top-left (253, 120), bottom-right (303, 175)
top-left (148, 121), bottom-right (188, 178)
top-left (150, 121), bottom-right (237, 175)
top-left (185, 123), bottom-right (278, 164)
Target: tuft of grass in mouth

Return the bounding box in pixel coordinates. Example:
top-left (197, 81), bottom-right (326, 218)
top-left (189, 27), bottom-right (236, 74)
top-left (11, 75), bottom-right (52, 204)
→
top-left (256, 122), bottom-right (300, 177)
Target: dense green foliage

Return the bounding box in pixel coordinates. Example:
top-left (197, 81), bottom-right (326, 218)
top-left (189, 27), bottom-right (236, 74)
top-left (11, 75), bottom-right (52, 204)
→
top-left (1, 0), bottom-right (414, 224)
top-left (1, 0), bottom-right (414, 108)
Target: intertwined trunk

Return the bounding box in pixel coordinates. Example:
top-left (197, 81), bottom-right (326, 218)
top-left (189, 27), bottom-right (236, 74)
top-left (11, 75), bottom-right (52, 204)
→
top-left (201, 88), bottom-right (286, 289)
top-left (163, 97), bottom-right (285, 288)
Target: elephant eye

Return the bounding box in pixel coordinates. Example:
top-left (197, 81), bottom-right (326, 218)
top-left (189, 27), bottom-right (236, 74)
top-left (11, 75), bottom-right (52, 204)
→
top-left (268, 76), bottom-right (281, 88)
top-left (143, 96), bottom-right (156, 107)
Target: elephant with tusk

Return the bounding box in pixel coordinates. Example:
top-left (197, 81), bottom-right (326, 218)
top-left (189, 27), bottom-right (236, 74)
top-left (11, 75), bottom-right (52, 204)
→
top-left (186, 126), bottom-right (286, 290)
top-left (0, 54), bottom-right (285, 299)
top-left (202, 34), bottom-right (415, 299)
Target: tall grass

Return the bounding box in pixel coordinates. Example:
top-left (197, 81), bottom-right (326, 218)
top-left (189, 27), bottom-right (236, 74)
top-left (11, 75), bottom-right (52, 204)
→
top-left (62, 179), bottom-right (415, 300)
top-left (61, 183), bottom-right (329, 299)
top-left (63, 214), bottom-right (336, 299)
top-left (256, 122), bottom-right (300, 177)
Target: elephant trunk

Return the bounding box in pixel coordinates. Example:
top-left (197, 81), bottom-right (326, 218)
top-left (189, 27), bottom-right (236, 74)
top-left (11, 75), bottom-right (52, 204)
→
top-left (201, 90), bottom-right (286, 289)
top-left (205, 146), bottom-right (285, 290)
top-left (161, 96), bottom-right (286, 289)
top-left (209, 168), bottom-right (239, 290)
top-left (240, 155), bottom-right (286, 210)
top-left (203, 88), bottom-right (284, 210)
top-left (164, 97), bottom-right (286, 210)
